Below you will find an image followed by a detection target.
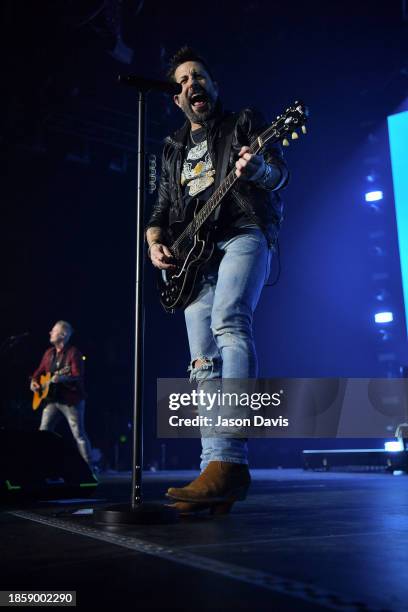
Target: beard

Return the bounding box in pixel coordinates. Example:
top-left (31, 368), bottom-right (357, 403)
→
top-left (179, 93), bottom-right (217, 125)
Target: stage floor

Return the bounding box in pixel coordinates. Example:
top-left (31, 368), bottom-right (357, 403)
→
top-left (1, 469), bottom-right (407, 611)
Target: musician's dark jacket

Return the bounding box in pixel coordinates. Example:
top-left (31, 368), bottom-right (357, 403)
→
top-left (146, 105), bottom-right (290, 247)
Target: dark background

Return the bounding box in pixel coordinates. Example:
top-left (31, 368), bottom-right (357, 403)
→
top-left (1, 0), bottom-right (408, 469)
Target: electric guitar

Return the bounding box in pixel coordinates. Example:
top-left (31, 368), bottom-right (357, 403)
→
top-left (32, 366), bottom-right (71, 411)
top-left (157, 101), bottom-right (308, 312)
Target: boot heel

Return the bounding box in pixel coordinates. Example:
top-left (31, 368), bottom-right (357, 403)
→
top-left (210, 501), bottom-right (234, 516)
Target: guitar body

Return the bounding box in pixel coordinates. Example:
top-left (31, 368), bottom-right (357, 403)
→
top-left (32, 365), bottom-right (71, 411)
top-left (32, 372), bottom-right (52, 411)
top-left (158, 200), bottom-right (215, 311)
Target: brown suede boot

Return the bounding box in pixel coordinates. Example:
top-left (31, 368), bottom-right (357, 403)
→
top-left (166, 461), bottom-right (251, 503)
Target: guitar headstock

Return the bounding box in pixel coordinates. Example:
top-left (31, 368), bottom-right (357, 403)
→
top-left (260, 101), bottom-right (309, 148)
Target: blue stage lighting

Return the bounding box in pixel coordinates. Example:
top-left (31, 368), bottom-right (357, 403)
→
top-left (375, 312), bottom-right (394, 323)
top-left (365, 191), bottom-right (383, 202)
top-left (384, 440), bottom-right (404, 452)
top-left (388, 109), bottom-right (408, 336)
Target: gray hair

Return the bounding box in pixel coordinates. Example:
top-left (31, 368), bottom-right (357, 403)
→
top-left (55, 320), bottom-right (74, 339)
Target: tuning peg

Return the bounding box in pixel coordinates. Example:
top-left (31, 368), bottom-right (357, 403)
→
top-left (291, 131), bottom-right (299, 140)
top-left (282, 138), bottom-right (290, 146)
top-left (301, 125), bottom-right (307, 134)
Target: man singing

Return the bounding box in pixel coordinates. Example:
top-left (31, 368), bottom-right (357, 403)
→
top-left (146, 47), bottom-right (289, 514)
top-left (30, 321), bottom-right (93, 467)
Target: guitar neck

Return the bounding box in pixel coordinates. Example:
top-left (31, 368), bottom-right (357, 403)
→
top-left (171, 137), bottom-right (268, 254)
top-left (170, 102), bottom-right (307, 254)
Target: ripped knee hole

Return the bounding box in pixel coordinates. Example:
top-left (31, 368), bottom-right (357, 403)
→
top-left (192, 357), bottom-right (212, 369)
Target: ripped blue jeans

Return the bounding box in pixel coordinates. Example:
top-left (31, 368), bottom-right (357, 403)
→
top-left (184, 227), bottom-right (272, 471)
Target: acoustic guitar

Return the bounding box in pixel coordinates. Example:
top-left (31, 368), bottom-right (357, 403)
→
top-left (32, 366), bottom-right (70, 411)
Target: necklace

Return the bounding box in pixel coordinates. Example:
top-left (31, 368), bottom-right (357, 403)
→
top-left (190, 129), bottom-right (202, 146)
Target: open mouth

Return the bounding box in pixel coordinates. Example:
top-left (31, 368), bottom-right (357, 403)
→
top-left (190, 92), bottom-right (208, 111)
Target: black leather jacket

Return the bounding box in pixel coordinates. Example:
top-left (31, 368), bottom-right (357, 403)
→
top-left (146, 106), bottom-right (289, 247)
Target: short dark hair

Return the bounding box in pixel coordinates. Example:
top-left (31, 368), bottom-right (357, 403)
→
top-left (167, 46), bottom-right (215, 83)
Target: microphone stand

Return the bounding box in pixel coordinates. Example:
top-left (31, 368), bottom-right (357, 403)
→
top-left (0, 334), bottom-right (30, 357)
top-left (95, 77), bottom-right (178, 525)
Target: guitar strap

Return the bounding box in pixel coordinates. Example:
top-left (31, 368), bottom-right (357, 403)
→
top-left (212, 112), bottom-right (237, 224)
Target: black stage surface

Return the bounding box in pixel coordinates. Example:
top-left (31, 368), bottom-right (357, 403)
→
top-left (1, 469), bottom-right (408, 611)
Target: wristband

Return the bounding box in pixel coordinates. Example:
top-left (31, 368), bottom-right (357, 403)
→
top-left (255, 163), bottom-right (284, 190)
top-left (249, 161), bottom-right (267, 183)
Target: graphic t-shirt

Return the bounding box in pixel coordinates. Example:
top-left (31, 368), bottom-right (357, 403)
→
top-left (181, 126), bottom-right (255, 235)
top-left (181, 127), bottom-right (215, 207)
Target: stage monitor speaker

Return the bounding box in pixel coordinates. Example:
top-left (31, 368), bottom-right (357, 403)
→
top-left (302, 447), bottom-right (408, 473)
top-left (0, 429), bottom-right (98, 501)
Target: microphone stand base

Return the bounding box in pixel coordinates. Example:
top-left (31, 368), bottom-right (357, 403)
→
top-left (94, 502), bottom-right (178, 525)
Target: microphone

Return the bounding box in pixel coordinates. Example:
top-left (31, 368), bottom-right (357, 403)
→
top-left (117, 74), bottom-right (181, 95)
top-left (9, 332), bottom-right (30, 341)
